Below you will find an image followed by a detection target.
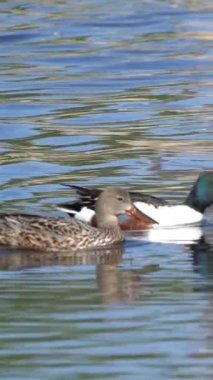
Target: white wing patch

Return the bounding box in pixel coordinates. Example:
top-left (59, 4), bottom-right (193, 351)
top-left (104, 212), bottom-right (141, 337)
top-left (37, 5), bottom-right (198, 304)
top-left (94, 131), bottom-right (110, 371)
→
top-left (57, 206), bottom-right (95, 223)
top-left (134, 202), bottom-right (203, 226)
top-left (75, 207), bottom-right (95, 223)
top-left (56, 206), bottom-right (76, 215)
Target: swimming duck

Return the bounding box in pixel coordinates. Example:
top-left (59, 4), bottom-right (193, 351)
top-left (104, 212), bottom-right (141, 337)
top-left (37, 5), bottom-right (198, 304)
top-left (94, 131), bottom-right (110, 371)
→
top-left (0, 187), bottom-right (149, 252)
top-left (57, 172), bottom-right (213, 229)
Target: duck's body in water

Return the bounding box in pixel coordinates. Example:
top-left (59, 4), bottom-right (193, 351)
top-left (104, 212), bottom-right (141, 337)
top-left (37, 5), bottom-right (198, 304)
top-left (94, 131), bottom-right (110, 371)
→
top-left (0, 188), bottom-right (150, 252)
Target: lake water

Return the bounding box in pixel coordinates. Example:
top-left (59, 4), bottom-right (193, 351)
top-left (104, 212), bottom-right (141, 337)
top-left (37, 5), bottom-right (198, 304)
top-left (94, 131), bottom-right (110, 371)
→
top-left (0, 0), bottom-right (213, 379)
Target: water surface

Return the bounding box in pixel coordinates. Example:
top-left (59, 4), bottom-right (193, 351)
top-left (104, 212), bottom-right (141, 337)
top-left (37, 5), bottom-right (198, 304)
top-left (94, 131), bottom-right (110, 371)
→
top-left (0, 0), bottom-right (213, 379)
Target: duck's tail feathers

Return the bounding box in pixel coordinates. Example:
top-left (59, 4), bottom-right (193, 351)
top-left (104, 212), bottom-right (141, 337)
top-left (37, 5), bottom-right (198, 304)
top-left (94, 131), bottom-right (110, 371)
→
top-left (61, 184), bottom-right (101, 200)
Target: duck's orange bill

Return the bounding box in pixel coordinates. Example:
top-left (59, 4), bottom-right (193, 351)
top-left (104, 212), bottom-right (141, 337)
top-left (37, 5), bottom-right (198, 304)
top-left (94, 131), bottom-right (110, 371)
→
top-left (125, 205), bottom-right (157, 225)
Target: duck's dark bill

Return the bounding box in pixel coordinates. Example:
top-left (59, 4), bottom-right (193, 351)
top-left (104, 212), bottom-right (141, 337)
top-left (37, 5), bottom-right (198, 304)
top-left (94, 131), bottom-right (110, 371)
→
top-left (125, 206), bottom-right (157, 224)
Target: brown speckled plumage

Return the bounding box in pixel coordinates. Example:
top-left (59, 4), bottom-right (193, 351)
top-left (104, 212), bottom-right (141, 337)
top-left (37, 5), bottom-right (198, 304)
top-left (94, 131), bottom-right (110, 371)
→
top-left (0, 188), bottom-right (141, 252)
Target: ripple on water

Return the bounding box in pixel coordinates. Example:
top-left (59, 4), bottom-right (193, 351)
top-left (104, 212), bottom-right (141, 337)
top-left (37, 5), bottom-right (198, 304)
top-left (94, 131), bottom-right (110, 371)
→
top-left (0, 0), bottom-right (213, 379)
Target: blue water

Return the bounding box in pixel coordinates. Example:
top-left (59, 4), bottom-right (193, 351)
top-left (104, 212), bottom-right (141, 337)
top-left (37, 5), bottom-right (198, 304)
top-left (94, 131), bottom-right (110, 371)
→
top-left (0, 0), bottom-right (213, 379)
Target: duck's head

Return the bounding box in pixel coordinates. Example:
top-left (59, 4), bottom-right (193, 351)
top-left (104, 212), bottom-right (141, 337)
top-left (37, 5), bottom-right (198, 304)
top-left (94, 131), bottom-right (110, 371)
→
top-left (95, 187), bottom-right (146, 227)
top-left (185, 172), bottom-right (213, 212)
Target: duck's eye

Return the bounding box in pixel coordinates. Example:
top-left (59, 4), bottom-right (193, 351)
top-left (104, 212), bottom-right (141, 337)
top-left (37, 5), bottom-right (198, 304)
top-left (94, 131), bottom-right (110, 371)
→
top-left (117, 196), bottom-right (124, 201)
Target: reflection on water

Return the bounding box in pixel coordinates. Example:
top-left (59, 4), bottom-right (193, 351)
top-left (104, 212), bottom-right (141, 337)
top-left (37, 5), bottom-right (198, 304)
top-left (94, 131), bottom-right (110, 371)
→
top-left (190, 228), bottom-right (213, 280)
top-left (0, 245), bottom-right (124, 270)
top-left (127, 224), bottom-right (204, 244)
top-left (0, 243), bottom-right (160, 303)
top-left (0, 231), bottom-right (213, 379)
top-left (0, 0), bottom-right (213, 378)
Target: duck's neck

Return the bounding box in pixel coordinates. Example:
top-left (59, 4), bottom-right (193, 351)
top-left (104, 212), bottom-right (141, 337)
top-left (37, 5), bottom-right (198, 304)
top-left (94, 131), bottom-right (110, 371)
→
top-left (95, 207), bottom-right (123, 239)
top-left (185, 192), bottom-right (204, 213)
top-left (96, 213), bottom-right (120, 230)
top-left (184, 183), bottom-right (210, 214)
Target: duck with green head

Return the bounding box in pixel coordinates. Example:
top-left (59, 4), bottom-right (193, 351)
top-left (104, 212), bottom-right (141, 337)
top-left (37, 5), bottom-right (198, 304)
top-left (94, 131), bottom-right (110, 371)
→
top-left (57, 172), bottom-right (213, 228)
